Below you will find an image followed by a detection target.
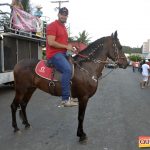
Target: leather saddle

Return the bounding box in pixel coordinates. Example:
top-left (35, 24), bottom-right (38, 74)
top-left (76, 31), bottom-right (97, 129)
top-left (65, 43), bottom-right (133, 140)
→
top-left (35, 58), bottom-right (74, 82)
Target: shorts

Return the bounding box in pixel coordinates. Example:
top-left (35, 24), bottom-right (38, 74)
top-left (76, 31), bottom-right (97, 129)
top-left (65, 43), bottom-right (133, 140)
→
top-left (142, 75), bottom-right (149, 82)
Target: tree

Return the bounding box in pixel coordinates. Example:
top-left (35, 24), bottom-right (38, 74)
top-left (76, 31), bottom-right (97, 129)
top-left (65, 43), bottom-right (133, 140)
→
top-left (75, 30), bottom-right (91, 44)
top-left (128, 55), bottom-right (142, 62)
top-left (68, 36), bottom-right (76, 42)
top-left (22, 0), bottom-right (31, 13)
top-left (122, 46), bottom-right (142, 54)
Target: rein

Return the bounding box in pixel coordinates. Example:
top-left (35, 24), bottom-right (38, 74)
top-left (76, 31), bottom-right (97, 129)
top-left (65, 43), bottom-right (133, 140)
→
top-left (73, 50), bottom-right (108, 64)
top-left (71, 39), bottom-right (125, 82)
top-left (73, 51), bottom-right (109, 82)
top-left (73, 40), bottom-right (125, 65)
top-left (99, 68), bottom-right (115, 80)
top-left (74, 60), bottom-right (116, 82)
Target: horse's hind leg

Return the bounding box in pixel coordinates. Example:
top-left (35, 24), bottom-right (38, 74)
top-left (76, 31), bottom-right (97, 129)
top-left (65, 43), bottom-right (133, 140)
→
top-left (19, 88), bottom-right (36, 129)
top-left (11, 91), bottom-right (24, 132)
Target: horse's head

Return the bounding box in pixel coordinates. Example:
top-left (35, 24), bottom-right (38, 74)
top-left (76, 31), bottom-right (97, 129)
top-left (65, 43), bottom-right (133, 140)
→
top-left (106, 31), bottom-right (128, 69)
top-left (74, 32), bottom-right (128, 69)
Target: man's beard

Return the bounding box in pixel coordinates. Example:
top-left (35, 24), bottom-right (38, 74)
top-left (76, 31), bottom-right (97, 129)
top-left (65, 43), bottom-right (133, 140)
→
top-left (60, 18), bottom-right (67, 24)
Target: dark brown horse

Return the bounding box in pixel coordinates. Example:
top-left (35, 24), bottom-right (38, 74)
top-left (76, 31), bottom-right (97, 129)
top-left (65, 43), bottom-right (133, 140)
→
top-left (11, 31), bottom-right (128, 142)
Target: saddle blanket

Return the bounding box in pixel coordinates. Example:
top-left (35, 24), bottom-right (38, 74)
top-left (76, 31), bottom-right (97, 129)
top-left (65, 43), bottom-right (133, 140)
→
top-left (35, 60), bottom-right (58, 81)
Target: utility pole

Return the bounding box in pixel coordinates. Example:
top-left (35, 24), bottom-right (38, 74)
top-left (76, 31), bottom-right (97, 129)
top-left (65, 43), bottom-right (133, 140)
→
top-left (51, 1), bottom-right (69, 10)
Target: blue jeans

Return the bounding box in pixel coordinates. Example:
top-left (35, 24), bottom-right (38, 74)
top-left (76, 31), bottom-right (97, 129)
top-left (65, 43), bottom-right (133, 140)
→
top-left (47, 53), bottom-right (72, 100)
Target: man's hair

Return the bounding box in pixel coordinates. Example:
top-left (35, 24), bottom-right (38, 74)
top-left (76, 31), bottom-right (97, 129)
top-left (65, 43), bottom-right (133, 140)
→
top-left (59, 7), bottom-right (68, 16)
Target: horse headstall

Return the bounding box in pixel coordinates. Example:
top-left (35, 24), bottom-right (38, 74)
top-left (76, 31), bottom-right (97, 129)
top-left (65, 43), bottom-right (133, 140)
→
top-left (112, 41), bottom-right (125, 63)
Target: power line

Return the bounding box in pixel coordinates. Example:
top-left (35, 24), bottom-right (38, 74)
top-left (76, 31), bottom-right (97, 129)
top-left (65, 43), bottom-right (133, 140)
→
top-left (51, 1), bottom-right (69, 10)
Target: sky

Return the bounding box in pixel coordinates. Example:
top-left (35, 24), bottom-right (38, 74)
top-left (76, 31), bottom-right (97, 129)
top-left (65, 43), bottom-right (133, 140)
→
top-left (1, 0), bottom-right (150, 47)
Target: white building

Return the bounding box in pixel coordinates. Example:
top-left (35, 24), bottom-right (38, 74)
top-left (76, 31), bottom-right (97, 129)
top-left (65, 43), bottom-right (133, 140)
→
top-left (142, 40), bottom-right (150, 59)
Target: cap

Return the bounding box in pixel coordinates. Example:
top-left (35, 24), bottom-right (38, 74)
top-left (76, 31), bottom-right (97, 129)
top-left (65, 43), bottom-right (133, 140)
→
top-left (59, 7), bottom-right (68, 16)
top-left (36, 5), bottom-right (43, 9)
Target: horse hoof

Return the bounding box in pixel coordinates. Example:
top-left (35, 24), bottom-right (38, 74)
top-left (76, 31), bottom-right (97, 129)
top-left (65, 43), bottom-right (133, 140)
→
top-left (16, 130), bottom-right (22, 134)
top-left (14, 129), bottom-right (21, 134)
top-left (25, 124), bottom-right (30, 129)
top-left (14, 128), bottom-right (20, 133)
top-left (79, 135), bottom-right (88, 144)
top-left (25, 124), bottom-right (32, 129)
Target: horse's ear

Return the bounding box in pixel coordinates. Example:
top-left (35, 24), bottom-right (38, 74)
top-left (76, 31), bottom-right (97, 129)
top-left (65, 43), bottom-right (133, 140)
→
top-left (114, 31), bottom-right (118, 39)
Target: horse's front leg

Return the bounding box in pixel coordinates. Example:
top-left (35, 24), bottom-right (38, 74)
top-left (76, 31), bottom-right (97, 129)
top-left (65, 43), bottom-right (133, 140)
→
top-left (77, 96), bottom-right (88, 142)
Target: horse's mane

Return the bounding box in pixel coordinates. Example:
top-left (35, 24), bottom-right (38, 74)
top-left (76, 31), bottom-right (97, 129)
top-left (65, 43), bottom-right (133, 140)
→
top-left (73, 37), bottom-right (107, 63)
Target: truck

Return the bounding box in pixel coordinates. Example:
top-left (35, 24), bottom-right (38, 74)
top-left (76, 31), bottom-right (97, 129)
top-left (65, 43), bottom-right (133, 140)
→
top-left (0, 3), bottom-right (46, 85)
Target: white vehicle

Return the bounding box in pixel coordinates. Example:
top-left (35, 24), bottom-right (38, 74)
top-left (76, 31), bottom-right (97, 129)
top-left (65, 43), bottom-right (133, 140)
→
top-left (0, 34), bottom-right (14, 84)
top-left (0, 3), bottom-right (46, 85)
top-left (0, 72), bottom-right (14, 84)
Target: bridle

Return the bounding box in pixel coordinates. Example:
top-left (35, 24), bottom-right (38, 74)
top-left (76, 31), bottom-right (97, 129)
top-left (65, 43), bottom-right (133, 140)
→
top-left (74, 41), bottom-right (125, 65)
top-left (72, 40), bottom-right (126, 81)
top-left (113, 42), bottom-right (126, 64)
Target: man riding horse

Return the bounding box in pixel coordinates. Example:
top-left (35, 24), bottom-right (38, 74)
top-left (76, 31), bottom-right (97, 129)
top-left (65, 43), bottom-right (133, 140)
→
top-left (46, 7), bottom-right (78, 107)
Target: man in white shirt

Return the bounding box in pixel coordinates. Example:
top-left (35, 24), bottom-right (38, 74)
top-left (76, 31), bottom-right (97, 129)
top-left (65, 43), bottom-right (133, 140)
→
top-left (141, 60), bottom-right (150, 88)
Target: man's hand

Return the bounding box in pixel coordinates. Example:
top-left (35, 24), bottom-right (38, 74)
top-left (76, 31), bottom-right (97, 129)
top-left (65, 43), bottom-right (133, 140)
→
top-left (66, 44), bottom-right (73, 51)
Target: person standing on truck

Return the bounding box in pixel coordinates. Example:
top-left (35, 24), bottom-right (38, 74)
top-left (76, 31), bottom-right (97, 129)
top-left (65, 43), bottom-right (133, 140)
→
top-left (11, 0), bottom-right (24, 10)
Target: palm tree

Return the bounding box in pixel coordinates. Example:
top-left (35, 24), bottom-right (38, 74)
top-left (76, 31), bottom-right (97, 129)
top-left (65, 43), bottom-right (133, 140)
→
top-left (22, 0), bottom-right (31, 13)
top-left (68, 36), bottom-right (76, 42)
top-left (75, 30), bottom-right (91, 44)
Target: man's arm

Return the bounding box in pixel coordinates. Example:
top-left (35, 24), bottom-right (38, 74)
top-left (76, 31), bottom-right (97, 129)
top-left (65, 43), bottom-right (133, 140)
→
top-left (47, 35), bottom-right (72, 50)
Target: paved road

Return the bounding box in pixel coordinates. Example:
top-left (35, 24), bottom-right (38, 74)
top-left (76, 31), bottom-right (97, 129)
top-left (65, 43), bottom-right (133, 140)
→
top-left (0, 67), bottom-right (150, 150)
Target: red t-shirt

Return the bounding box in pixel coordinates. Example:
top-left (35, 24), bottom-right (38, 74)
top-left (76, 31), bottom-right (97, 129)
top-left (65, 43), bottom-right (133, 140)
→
top-left (46, 20), bottom-right (68, 59)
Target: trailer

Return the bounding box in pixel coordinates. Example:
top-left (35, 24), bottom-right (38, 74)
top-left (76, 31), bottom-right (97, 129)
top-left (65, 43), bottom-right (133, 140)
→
top-left (0, 3), bottom-right (46, 84)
